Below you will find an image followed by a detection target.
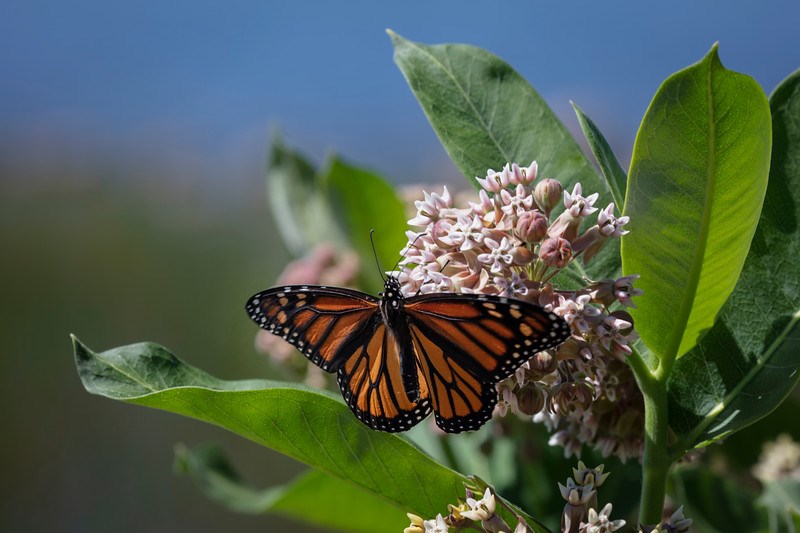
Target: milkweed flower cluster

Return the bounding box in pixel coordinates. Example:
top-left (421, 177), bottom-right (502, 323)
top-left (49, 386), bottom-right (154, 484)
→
top-left (399, 162), bottom-right (644, 460)
top-left (405, 486), bottom-right (529, 533)
top-left (405, 463), bottom-right (625, 533)
top-left (560, 462), bottom-right (625, 533)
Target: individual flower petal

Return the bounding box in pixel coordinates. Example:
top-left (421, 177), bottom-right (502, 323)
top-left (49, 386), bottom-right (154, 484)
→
top-left (405, 513), bottom-right (426, 533)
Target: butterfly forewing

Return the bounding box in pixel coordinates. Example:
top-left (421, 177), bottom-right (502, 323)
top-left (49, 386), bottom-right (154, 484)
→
top-left (404, 294), bottom-right (571, 383)
top-left (245, 286), bottom-right (379, 372)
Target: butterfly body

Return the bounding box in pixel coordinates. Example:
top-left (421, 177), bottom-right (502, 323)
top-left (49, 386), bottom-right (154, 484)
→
top-left (246, 277), bottom-right (570, 433)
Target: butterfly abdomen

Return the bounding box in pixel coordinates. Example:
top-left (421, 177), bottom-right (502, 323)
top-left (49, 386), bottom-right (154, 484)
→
top-left (380, 278), bottom-right (421, 403)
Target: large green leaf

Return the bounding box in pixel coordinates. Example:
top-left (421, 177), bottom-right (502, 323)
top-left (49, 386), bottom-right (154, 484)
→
top-left (389, 31), bottom-right (599, 194)
top-left (322, 157), bottom-right (409, 293)
top-left (73, 336), bottom-right (548, 531)
top-left (174, 443), bottom-right (408, 532)
top-left (266, 137), bottom-right (347, 257)
top-left (621, 45), bottom-right (772, 364)
top-left (668, 69), bottom-right (800, 451)
top-left (72, 336), bottom-right (464, 519)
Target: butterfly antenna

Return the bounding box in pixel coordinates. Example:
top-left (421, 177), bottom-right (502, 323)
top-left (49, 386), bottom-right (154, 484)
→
top-left (369, 229), bottom-right (386, 282)
top-left (388, 231), bottom-right (425, 279)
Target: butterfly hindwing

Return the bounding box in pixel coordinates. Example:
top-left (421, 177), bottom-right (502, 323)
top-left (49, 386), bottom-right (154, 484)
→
top-left (245, 285), bottom-right (379, 372)
top-left (336, 314), bottom-right (432, 432)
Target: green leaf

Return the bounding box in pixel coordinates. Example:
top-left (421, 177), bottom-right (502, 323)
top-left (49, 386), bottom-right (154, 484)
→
top-left (72, 336), bottom-right (549, 531)
top-left (174, 443), bottom-right (408, 532)
top-left (266, 137), bottom-right (347, 257)
top-left (72, 336), bottom-right (461, 518)
top-left (668, 69), bottom-right (800, 451)
top-left (621, 45), bottom-right (772, 365)
top-left (571, 101), bottom-right (627, 209)
top-left (322, 157), bottom-right (409, 293)
top-left (389, 31), bottom-right (599, 193)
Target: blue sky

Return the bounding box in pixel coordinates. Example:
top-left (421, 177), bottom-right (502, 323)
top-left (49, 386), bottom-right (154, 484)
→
top-left (2, 1), bottom-right (798, 186)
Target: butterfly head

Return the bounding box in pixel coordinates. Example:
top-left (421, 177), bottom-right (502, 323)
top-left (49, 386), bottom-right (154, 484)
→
top-left (380, 275), bottom-right (405, 314)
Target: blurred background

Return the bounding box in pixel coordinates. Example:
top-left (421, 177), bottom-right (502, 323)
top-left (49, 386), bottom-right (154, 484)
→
top-left (2, 1), bottom-right (798, 531)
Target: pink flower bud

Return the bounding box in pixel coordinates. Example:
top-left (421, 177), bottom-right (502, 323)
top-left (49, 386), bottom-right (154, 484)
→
top-left (534, 178), bottom-right (563, 215)
top-left (539, 237), bottom-right (572, 268)
top-left (516, 210), bottom-right (549, 244)
top-left (528, 350), bottom-right (557, 375)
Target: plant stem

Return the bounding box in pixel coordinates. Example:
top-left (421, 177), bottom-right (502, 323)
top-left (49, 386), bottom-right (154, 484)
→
top-left (627, 346), bottom-right (672, 524)
top-left (638, 379), bottom-right (671, 523)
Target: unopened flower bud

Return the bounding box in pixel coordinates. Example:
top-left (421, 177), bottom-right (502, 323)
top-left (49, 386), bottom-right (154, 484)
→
top-left (548, 381), bottom-right (594, 416)
top-left (534, 178), bottom-right (563, 215)
top-left (516, 210), bottom-right (549, 244)
top-left (528, 350), bottom-right (557, 375)
top-left (539, 237), bottom-right (572, 268)
top-left (516, 382), bottom-right (545, 415)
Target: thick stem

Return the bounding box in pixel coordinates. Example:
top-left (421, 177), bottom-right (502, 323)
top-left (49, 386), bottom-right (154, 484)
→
top-left (638, 381), bottom-right (671, 524)
top-left (627, 346), bottom-right (673, 523)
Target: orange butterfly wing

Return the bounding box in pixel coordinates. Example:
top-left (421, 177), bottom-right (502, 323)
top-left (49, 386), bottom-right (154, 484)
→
top-left (246, 285), bottom-right (432, 432)
top-left (246, 286), bottom-right (379, 372)
top-left (336, 314), bottom-right (432, 432)
top-left (404, 293), bottom-right (571, 433)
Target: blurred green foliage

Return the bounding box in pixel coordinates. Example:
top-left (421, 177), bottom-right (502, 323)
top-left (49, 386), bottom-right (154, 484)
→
top-left (0, 163), bottom-right (338, 531)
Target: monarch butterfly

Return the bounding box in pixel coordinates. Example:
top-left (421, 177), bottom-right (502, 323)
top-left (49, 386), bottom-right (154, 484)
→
top-left (245, 276), bottom-right (570, 433)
